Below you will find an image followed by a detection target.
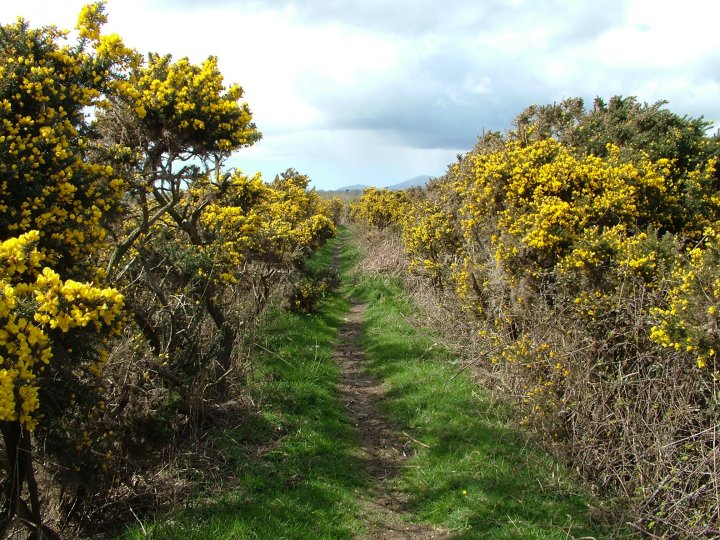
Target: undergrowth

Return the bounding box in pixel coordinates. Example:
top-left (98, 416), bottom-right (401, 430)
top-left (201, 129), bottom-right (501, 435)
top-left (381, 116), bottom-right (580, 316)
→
top-left (117, 229), bottom-right (621, 539)
top-left (347, 271), bottom-right (620, 539)
top-left (116, 235), bottom-right (367, 539)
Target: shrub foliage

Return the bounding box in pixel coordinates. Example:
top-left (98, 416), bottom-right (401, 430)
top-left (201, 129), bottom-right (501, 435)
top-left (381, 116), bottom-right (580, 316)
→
top-left (0, 3), bottom-right (338, 536)
top-left (352, 96), bottom-right (720, 537)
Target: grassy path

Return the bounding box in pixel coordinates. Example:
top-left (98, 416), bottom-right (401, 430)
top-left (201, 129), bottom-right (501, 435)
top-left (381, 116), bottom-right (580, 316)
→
top-left (345, 277), bottom-right (605, 538)
top-left (334, 299), bottom-right (449, 539)
top-left (118, 229), bottom-right (607, 539)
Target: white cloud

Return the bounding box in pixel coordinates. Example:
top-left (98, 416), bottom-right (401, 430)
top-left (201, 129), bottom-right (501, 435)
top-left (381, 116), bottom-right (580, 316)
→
top-left (3, 0), bottom-right (719, 189)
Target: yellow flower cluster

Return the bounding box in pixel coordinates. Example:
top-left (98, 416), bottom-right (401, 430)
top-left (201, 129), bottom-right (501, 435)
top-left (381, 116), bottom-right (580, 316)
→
top-left (0, 231), bottom-right (123, 430)
top-left (322, 197), bottom-right (346, 225)
top-left (651, 226), bottom-right (720, 369)
top-left (76, 2), bottom-right (107, 41)
top-left (120, 53), bottom-right (258, 152)
top-left (199, 172), bottom-right (268, 263)
top-left (196, 170), bottom-right (336, 284)
top-left (457, 139), bottom-right (673, 278)
top-left (259, 172), bottom-right (336, 257)
top-left (402, 198), bottom-right (460, 284)
top-left (352, 132), bottom-right (720, 428)
top-left (351, 188), bottom-right (410, 231)
top-left (1, 13), bottom-right (127, 279)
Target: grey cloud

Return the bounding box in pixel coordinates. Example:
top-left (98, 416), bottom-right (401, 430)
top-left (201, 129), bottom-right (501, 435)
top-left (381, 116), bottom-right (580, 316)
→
top-left (150, 0), bottom-right (630, 49)
top-left (285, 0), bottom-right (630, 43)
top-left (148, 0), bottom-right (718, 147)
top-left (694, 52), bottom-right (720, 85)
top-left (278, 0), bottom-right (627, 39)
top-left (297, 21), bottom-right (568, 147)
top-left (545, 0), bottom-right (631, 46)
top-left (301, 49), bottom-right (553, 149)
top-left (278, 0), bottom-right (510, 35)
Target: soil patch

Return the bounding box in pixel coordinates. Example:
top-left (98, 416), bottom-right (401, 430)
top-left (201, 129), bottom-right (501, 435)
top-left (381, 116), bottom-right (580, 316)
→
top-left (334, 302), bottom-right (450, 539)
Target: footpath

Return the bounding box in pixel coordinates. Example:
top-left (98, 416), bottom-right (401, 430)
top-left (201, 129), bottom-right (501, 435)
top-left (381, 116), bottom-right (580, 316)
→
top-left (121, 230), bottom-right (606, 539)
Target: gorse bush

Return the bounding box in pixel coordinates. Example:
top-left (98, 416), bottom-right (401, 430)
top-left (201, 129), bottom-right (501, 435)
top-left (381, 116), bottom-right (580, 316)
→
top-left (352, 97), bottom-right (720, 537)
top-left (0, 3), bottom-right (339, 536)
top-left (93, 24), bottom-right (337, 535)
top-left (350, 187), bottom-right (410, 231)
top-left (0, 7), bottom-right (131, 535)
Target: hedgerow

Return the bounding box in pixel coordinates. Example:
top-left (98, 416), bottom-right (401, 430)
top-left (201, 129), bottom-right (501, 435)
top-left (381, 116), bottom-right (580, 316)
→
top-left (352, 97), bottom-right (720, 537)
top-left (0, 3), bottom-right (338, 536)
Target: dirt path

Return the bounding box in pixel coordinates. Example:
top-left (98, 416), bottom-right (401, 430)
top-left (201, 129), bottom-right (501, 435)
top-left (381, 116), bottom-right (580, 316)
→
top-left (334, 301), bottom-right (450, 539)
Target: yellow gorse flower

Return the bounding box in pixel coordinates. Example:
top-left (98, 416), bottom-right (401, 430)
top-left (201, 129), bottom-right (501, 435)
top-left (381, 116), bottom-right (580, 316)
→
top-left (0, 232), bottom-right (123, 429)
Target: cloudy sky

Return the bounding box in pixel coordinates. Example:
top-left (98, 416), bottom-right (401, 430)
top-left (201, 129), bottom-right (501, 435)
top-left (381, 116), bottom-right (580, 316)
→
top-left (3, 1), bottom-right (719, 190)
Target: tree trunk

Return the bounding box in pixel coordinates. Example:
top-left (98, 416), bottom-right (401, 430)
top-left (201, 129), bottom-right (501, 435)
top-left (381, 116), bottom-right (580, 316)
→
top-left (204, 294), bottom-right (235, 375)
top-left (0, 421), bottom-right (52, 539)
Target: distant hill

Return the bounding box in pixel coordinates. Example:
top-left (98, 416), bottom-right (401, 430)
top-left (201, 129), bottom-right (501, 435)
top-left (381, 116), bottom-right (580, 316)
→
top-left (334, 184), bottom-right (368, 192)
top-left (332, 175), bottom-right (432, 193)
top-left (385, 175), bottom-right (432, 190)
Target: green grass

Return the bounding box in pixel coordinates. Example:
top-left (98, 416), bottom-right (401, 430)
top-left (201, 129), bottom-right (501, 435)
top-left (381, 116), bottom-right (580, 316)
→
top-left (332, 227), bottom-right (360, 276)
top-left (117, 236), bottom-right (369, 539)
top-left (116, 229), bottom-right (613, 539)
top-left (347, 272), bottom-right (609, 539)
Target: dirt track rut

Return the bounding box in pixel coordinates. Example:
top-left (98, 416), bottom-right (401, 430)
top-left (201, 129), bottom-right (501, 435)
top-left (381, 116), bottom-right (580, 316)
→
top-left (334, 301), bottom-right (450, 539)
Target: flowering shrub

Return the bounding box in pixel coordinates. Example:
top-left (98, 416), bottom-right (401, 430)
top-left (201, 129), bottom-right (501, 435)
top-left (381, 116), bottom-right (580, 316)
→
top-left (263, 169), bottom-right (336, 258)
top-left (287, 278), bottom-right (328, 314)
top-left (109, 165), bottom-right (336, 391)
top-left (0, 2), bottom-right (343, 534)
top-left (95, 40), bottom-right (267, 393)
top-left (455, 140), bottom-right (675, 281)
top-left (401, 184), bottom-right (461, 287)
top-left (351, 187), bottom-right (409, 231)
top-left (651, 224), bottom-right (720, 370)
top-left (116, 53), bottom-right (258, 153)
top-left (0, 231), bottom-right (123, 431)
top-left (352, 97), bottom-right (720, 536)
top-left (0, 6), bottom-right (131, 533)
top-left (0, 12), bottom-right (127, 280)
